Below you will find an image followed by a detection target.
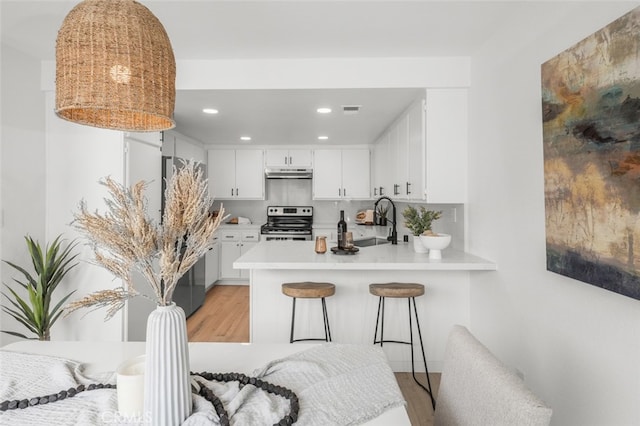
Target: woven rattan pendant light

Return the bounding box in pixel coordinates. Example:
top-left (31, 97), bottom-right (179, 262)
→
top-left (55, 0), bottom-right (176, 131)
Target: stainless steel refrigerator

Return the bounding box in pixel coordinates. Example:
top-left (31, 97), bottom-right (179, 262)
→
top-left (162, 156), bottom-right (206, 318)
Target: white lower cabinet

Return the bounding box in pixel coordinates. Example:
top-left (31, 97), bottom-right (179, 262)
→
top-left (219, 230), bottom-right (259, 280)
top-left (205, 241), bottom-right (219, 289)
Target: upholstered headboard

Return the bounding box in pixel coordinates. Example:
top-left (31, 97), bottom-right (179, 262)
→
top-left (434, 325), bottom-right (552, 426)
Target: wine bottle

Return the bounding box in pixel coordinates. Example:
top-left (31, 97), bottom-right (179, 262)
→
top-left (337, 210), bottom-right (347, 249)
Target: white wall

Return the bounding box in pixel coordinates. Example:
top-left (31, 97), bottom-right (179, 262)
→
top-left (42, 57), bottom-right (471, 91)
top-left (163, 129), bottom-right (206, 163)
top-left (468, 2), bottom-right (640, 425)
top-left (45, 92), bottom-right (125, 342)
top-left (0, 44), bottom-right (46, 346)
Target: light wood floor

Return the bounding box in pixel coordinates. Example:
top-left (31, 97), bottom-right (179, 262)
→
top-left (187, 285), bottom-right (439, 426)
top-left (187, 285), bottom-right (250, 342)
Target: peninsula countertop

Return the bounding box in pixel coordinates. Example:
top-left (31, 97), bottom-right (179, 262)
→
top-left (234, 240), bottom-right (496, 271)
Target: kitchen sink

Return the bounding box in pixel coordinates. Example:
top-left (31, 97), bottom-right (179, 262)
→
top-left (353, 237), bottom-right (390, 247)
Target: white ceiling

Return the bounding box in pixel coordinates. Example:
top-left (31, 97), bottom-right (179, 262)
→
top-left (174, 88), bottom-right (425, 145)
top-left (0, 0), bottom-right (528, 146)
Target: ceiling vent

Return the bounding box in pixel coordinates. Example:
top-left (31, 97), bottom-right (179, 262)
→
top-left (342, 105), bottom-right (362, 115)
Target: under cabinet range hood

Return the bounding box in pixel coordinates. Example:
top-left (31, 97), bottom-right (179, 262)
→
top-left (265, 168), bottom-right (313, 179)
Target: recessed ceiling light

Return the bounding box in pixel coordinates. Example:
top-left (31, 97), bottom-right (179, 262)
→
top-left (318, 136), bottom-right (329, 140)
top-left (317, 107), bottom-right (332, 114)
top-left (202, 108), bottom-right (218, 114)
top-left (240, 136), bottom-right (252, 141)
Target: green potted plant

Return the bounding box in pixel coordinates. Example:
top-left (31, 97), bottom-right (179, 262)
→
top-left (402, 206), bottom-right (443, 253)
top-left (402, 205), bottom-right (442, 236)
top-left (2, 235), bottom-right (79, 340)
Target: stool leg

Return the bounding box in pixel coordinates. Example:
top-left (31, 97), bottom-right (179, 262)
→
top-left (407, 298), bottom-right (416, 383)
top-left (380, 296), bottom-right (386, 348)
top-left (289, 297), bottom-right (297, 344)
top-left (321, 297), bottom-right (332, 342)
top-left (373, 296), bottom-right (382, 344)
top-left (411, 296), bottom-right (436, 410)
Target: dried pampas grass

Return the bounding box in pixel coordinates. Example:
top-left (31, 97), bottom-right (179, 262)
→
top-left (65, 160), bottom-right (225, 320)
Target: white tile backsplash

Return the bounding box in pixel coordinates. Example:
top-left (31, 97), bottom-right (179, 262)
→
top-left (214, 178), bottom-right (464, 250)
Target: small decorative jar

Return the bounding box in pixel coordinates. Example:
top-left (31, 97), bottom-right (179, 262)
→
top-left (315, 236), bottom-right (327, 253)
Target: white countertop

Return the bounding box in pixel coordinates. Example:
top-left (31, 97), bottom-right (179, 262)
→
top-left (219, 223), bottom-right (260, 230)
top-left (234, 240), bottom-right (496, 271)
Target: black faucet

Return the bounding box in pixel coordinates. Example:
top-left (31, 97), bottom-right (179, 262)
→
top-left (374, 196), bottom-right (397, 245)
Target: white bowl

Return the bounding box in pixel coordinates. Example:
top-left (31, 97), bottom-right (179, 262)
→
top-left (419, 234), bottom-right (451, 259)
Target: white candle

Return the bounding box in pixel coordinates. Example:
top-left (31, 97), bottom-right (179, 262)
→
top-left (116, 355), bottom-right (145, 418)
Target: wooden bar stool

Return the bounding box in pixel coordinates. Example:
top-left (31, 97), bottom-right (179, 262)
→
top-left (369, 282), bottom-right (435, 410)
top-left (282, 282), bottom-right (335, 343)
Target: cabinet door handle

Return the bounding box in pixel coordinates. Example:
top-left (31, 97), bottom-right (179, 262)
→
top-left (289, 156), bottom-right (292, 164)
top-left (406, 182), bottom-right (411, 195)
top-left (338, 188), bottom-right (341, 196)
top-left (231, 188), bottom-right (234, 196)
top-left (374, 187), bottom-right (378, 196)
top-left (284, 156), bottom-right (288, 165)
top-left (380, 186), bottom-right (384, 196)
top-left (235, 188), bottom-right (239, 196)
top-left (394, 184), bottom-right (399, 195)
top-left (343, 188), bottom-right (347, 196)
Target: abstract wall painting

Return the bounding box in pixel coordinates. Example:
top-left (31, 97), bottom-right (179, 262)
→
top-left (542, 6), bottom-right (640, 299)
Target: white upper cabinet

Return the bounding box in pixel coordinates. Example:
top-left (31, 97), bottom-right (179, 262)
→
top-left (341, 149), bottom-right (370, 199)
top-left (424, 88), bottom-right (467, 203)
top-left (371, 89), bottom-right (467, 204)
top-left (406, 100), bottom-right (425, 201)
top-left (208, 149), bottom-right (236, 198)
top-left (208, 149), bottom-right (264, 200)
top-left (390, 99), bottom-right (426, 201)
top-left (235, 150), bottom-right (265, 198)
top-left (313, 149), bottom-right (342, 199)
top-left (313, 148), bottom-right (370, 200)
top-left (371, 132), bottom-right (389, 198)
top-left (386, 125), bottom-right (400, 198)
top-left (265, 149), bottom-right (312, 168)
top-left (395, 114), bottom-right (409, 198)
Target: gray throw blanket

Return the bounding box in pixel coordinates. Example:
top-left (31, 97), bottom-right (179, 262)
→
top-left (0, 344), bottom-right (405, 425)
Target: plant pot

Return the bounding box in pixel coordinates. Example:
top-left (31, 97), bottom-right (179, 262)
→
top-left (420, 233), bottom-right (452, 260)
top-left (144, 302), bottom-right (192, 425)
top-left (413, 236), bottom-right (428, 253)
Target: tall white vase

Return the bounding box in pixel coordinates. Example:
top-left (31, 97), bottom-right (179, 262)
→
top-left (144, 302), bottom-right (192, 425)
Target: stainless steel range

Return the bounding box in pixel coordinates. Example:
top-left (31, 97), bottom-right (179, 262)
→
top-left (260, 206), bottom-right (313, 241)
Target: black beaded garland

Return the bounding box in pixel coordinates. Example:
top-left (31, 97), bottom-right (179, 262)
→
top-left (0, 371), bottom-right (299, 425)
top-left (192, 371), bottom-right (299, 426)
top-left (0, 382), bottom-right (114, 411)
